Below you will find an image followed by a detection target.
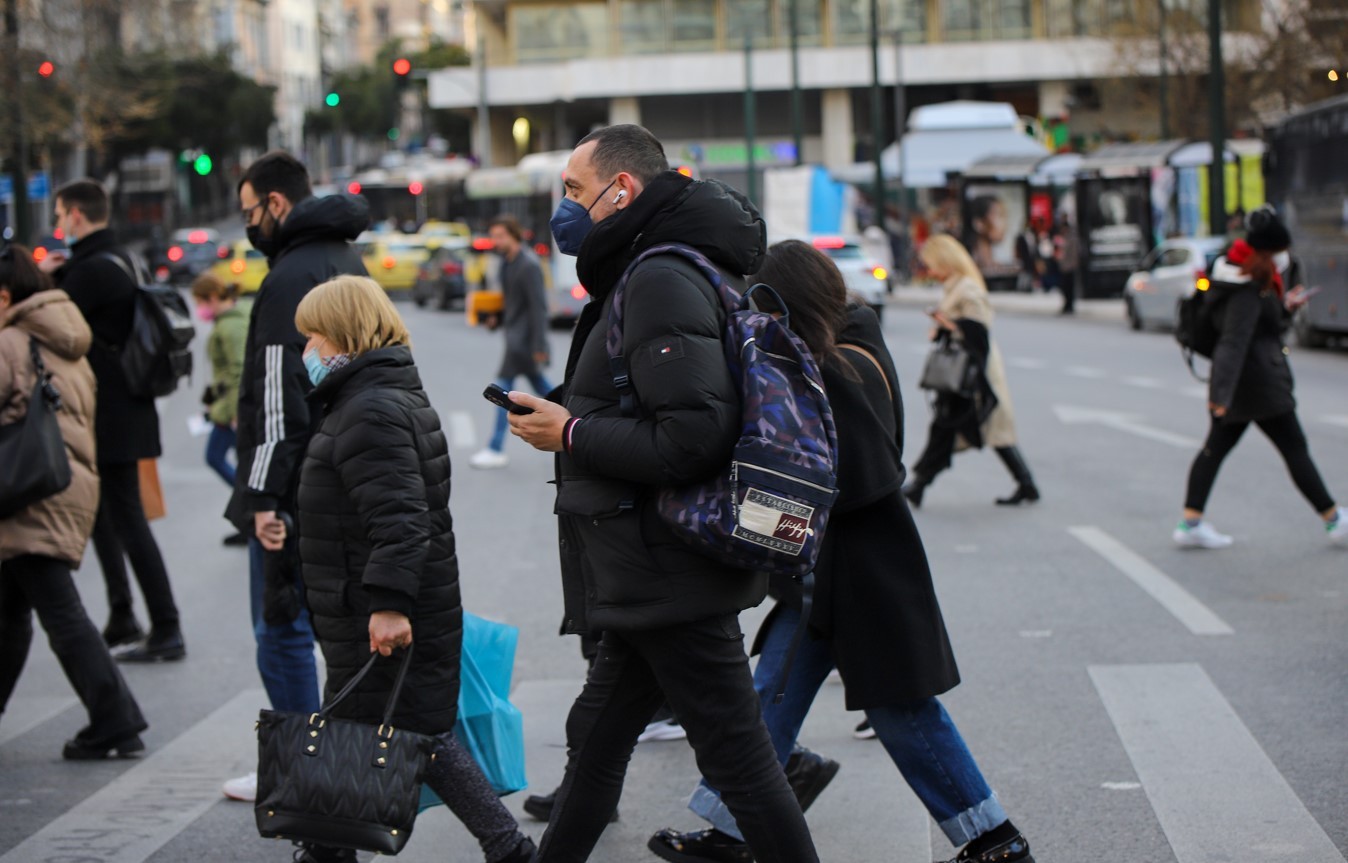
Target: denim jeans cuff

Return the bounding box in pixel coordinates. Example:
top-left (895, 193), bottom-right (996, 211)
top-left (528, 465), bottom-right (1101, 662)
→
top-left (687, 783), bottom-right (744, 842)
top-left (937, 793), bottom-right (1008, 846)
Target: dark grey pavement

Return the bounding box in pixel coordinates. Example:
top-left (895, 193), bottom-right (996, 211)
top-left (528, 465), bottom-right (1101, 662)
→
top-left (2, 293), bottom-right (1345, 863)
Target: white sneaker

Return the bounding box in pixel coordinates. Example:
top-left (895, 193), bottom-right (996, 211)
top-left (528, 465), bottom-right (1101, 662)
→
top-left (222, 771), bottom-right (257, 801)
top-left (468, 448), bottom-right (508, 470)
top-left (1327, 508), bottom-right (1348, 546)
top-left (1172, 520), bottom-right (1233, 549)
top-left (636, 719), bottom-right (687, 743)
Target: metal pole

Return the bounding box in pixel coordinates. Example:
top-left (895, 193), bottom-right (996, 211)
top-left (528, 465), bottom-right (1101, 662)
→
top-left (1207, 0), bottom-right (1225, 236)
top-left (475, 16), bottom-right (492, 168)
top-left (788, 0), bottom-right (802, 166)
top-left (869, 0), bottom-right (885, 232)
top-left (5, 0), bottom-right (31, 244)
top-left (1158, 0), bottom-right (1169, 138)
top-left (744, 37), bottom-right (757, 204)
top-left (892, 28), bottom-right (906, 216)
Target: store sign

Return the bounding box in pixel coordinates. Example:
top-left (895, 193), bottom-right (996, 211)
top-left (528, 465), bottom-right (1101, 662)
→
top-left (675, 141), bottom-right (799, 169)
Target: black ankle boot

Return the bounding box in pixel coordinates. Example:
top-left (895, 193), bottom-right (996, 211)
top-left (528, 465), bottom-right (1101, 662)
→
top-left (994, 448), bottom-right (1039, 506)
top-left (902, 473), bottom-right (930, 508)
top-left (102, 611), bottom-right (145, 648)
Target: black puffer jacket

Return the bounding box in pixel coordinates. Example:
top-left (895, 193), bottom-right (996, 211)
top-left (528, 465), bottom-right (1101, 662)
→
top-left (298, 346), bottom-right (461, 735)
top-left (554, 171), bottom-right (768, 634)
top-left (1208, 258), bottom-right (1296, 423)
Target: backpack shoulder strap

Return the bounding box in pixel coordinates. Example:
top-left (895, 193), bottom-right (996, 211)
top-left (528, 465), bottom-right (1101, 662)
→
top-left (98, 250), bottom-right (150, 286)
top-left (839, 343), bottom-right (892, 403)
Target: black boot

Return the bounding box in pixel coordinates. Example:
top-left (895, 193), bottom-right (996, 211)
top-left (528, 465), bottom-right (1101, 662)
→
top-left (902, 472), bottom-right (931, 508)
top-left (102, 610), bottom-right (145, 648)
top-left (994, 447), bottom-right (1039, 506)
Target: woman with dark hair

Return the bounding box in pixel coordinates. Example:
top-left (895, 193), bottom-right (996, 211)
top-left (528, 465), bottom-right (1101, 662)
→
top-left (0, 245), bottom-right (148, 759)
top-left (648, 240), bottom-right (1035, 863)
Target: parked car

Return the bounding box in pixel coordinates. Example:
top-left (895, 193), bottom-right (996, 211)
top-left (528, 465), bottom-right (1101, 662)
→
top-left (1123, 237), bottom-right (1228, 331)
top-left (412, 243), bottom-right (471, 310)
top-left (153, 228), bottom-right (223, 285)
top-left (810, 236), bottom-right (890, 320)
top-left (209, 240), bottom-right (268, 294)
top-left (356, 233), bottom-right (431, 293)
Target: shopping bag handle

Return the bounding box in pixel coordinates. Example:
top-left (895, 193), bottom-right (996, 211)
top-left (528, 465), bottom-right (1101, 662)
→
top-left (318, 643), bottom-right (415, 730)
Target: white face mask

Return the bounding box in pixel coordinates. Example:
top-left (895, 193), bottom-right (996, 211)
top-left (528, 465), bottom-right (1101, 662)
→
top-left (1273, 251), bottom-right (1290, 271)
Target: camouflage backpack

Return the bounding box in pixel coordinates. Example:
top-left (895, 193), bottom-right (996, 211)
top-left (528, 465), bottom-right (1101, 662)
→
top-left (607, 244), bottom-right (839, 578)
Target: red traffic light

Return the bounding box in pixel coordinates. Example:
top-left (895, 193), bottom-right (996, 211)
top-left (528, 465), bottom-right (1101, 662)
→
top-left (37, 61), bottom-right (55, 78)
top-left (408, 181), bottom-right (424, 196)
top-left (392, 58), bottom-right (412, 77)
top-left (347, 181), bottom-right (362, 195)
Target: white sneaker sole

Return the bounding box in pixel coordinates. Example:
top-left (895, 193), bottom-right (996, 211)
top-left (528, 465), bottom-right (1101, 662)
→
top-left (637, 724), bottom-right (687, 743)
top-left (1172, 531), bottom-right (1233, 550)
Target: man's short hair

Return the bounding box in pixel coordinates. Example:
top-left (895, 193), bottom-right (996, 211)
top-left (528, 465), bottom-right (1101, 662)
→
top-left (488, 215), bottom-right (523, 242)
top-left (576, 124), bottom-right (669, 186)
top-left (55, 179), bottom-right (110, 224)
top-left (238, 150), bottom-right (313, 204)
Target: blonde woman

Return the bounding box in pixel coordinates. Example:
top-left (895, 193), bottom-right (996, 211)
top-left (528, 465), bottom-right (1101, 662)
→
top-left (284, 276), bottom-right (534, 863)
top-left (904, 235), bottom-right (1039, 508)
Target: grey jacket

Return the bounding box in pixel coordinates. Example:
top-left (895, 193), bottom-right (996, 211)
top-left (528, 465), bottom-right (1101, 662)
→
top-left (496, 250), bottom-right (549, 379)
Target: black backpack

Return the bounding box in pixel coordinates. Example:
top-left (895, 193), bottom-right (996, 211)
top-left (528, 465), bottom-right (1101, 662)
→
top-left (101, 253), bottom-right (195, 398)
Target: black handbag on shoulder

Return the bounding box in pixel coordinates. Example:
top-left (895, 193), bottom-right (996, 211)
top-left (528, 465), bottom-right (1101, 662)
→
top-left (255, 646), bottom-right (436, 854)
top-left (0, 338), bottom-right (73, 519)
top-left (918, 336), bottom-right (978, 397)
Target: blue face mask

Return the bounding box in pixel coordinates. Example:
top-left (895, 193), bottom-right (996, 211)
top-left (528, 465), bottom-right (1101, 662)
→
top-left (303, 349), bottom-right (329, 387)
top-left (550, 180), bottom-right (616, 256)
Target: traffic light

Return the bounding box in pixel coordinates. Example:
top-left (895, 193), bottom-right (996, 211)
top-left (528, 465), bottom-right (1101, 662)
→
top-left (37, 61), bottom-right (55, 78)
top-left (392, 57), bottom-right (412, 78)
top-left (408, 181), bottom-right (424, 196)
top-left (192, 154), bottom-right (213, 176)
top-left (325, 92), bottom-right (340, 107)
top-left (387, 128), bottom-right (401, 141)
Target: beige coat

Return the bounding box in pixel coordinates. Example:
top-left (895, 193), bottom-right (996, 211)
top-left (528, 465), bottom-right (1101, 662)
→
top-left (939, 275), bottom-right (1018, 448)
top-left (0, 290), bottom-right (99, 566)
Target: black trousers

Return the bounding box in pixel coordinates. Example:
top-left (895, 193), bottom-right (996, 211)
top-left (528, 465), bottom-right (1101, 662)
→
top-left (0, 554), bottom-right (147, 744)
top-left (536, 615), bottom-right (818, 863)
top-left (1185, 411), bottom-right (1336, 514)
top-left (90, 461), bottom-right (179, 630)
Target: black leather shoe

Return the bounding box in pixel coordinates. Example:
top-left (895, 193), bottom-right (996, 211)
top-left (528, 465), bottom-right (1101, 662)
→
top-left (523, 789), bottom-right (618, 823)
top-left (62, 733), bottom-right (145, 760)
top-left (938, 832), bottom-right (1034, 863)
top-left (102, 613), bottom-right (145, 648)
top-left (784, 747), bottom-right (839, 812)
top-left (995, 484), bottom-right (1040, 506)
top-left (902, 480), bottom-right (927, 508)
top-left (113, 630), bottom-right (186, 663)
top-left (648, 828), bottom-right (753, 863)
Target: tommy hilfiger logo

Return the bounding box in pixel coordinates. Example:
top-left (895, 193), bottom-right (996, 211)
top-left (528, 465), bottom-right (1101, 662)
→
top-left (733, 488), bottom-right (814, 556)
top-left (650, 339), bottom-right (685, 365)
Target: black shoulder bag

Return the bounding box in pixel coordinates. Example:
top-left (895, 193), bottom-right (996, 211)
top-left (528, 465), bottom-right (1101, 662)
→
top-left (255, 646), bottom-right (436, 854)
top-left (0, 338), bottom-right (73, 518)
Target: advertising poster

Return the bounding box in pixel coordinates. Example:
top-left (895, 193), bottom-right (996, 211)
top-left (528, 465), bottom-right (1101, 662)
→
top-left (1081, 177), bottom-right (1148, 272)
top-left (963, 183), bottom-right (1027, 279)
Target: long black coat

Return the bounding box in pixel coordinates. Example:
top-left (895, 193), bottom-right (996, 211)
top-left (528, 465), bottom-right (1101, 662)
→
top-left (53, 229), bottom-right (161, 464)
top-left (496, 249), bottom-right (549, 379)
top-left (297, 346), bottom-right (461, 735)
top-left (1208, 259), bottom-right (1296, 424)
top-left (553, 171), bottom-right (768, 634)
top-left (763, 308), bottom-right (960, 709)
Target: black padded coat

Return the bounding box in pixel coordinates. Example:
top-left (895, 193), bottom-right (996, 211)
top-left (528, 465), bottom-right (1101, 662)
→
top-left (297, 346), bottom-right (461, 735)
top-left (1207, 258), bottom-right (1296, 424)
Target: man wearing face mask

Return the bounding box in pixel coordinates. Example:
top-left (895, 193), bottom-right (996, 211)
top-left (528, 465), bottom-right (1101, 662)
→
top-left (220, 151), bottom-right (370, 806)
top-left (506, 125), bottom-right (820, 863)
top-left (41, 179), bottom-right (184, 663)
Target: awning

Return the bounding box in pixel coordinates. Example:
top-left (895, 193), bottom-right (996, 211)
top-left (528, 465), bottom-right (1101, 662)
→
top-left (1029, 152), bottom-right (1083, 186)
top-left (1076, 140), bottom-right (1186, 176)
top-left (964, 152), bottom-right (1051, 180)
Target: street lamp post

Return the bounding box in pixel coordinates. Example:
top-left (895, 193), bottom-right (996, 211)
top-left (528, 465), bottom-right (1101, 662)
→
top-left (475, 14), bottom-right (492, 168)
top-left (869, 0), bottom-right (885, 232)
top-left (1207, 0), bottom-right (1226, 236)
top-left (788, 0), bottom-right (803, 166)
top-left (892, 28), bottom-right (907, 218)
top-left (1158, 0), bottom-right (1170, 139)
top-left (744, 37), bottom-right (758, 204)
top-left (4, 0), bottom-right (31, 243)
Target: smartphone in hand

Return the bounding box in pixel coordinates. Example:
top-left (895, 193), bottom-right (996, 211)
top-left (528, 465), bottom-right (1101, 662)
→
top-left (483, 383), bottom-right (534, 415)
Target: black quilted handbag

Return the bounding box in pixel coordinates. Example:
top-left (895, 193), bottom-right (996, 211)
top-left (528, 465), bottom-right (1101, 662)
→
top-left (918, 338), bottom-right (978, 397)
top-left (0, 338), bottom-right (72, 519)
top-left (255, 646), bottom-right (436, 854)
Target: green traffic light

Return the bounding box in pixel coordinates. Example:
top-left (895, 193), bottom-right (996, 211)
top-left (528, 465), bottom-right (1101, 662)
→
top-left (193, 154), bottom-right (213, 176)
top-left (387, 128), bottom-right (400, 141)
top-left (325, 92), bottom-right (340, 107)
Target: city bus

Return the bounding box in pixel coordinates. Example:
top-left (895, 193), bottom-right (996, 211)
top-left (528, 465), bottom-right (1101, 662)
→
top-left (1264, 94), bottom-right (1348, 348)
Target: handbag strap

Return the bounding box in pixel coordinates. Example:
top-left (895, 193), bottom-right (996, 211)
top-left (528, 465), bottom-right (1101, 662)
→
top-left (838, 343), bottom-right (891, 403)
top-left (318, 643), bottom-right (416, 729)
top-left (27, 337), bottom-right (62, 410)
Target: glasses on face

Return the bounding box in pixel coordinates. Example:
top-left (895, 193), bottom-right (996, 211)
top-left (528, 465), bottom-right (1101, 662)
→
top-left (241, 200), bottom-right (265, 224)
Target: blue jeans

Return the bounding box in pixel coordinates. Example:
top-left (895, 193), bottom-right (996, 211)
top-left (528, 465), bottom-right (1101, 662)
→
top-left (689, 605), bottom-right (1007, 847)
top-left (487, 373), bottom-right (553, 452)
top-left (248, 538), bottom-right (320, 714)
top-left (205, 423), bottom-right (236, 487)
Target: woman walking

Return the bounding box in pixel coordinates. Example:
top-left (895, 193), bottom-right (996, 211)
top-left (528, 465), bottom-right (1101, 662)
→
top-left (1174, 208), bottom-right (1345, 548)
top-left (904, 234), bottom-right (1039, 508)
top-left (0, 245), bottom-right (148, 759)
top-left (648, 240), bottom-right (1035, 863)
top-left (285, 275), bottom-right (535, 863)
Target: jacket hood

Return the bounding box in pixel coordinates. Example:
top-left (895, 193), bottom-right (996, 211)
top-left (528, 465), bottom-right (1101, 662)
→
top-left (635, 178), bottom-right (766, 276)
top-left (278, 193), bottom-right (371, 253)
top-left (310, 344), bottom-right (420, 405)
top-left (1, 290), bottom-right (92, 360)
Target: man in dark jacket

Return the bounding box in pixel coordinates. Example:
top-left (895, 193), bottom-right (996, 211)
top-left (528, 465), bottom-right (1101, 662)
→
top-left (469, 214), bottom-right (551, 469)
top-left (508, 124), bottom-right (819, 863)
top-left (220, 152), bottom-right (369, 803)
top-left (43, 179), bottom-right (184, 662)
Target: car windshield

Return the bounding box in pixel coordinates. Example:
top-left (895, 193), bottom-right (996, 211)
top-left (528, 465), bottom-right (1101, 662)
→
top-left (244, 249), bottom-right (265, 260)
top-left (821, 244), bottom-right (864, 260)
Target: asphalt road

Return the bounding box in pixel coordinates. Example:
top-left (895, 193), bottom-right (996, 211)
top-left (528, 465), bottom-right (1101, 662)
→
top-left (1, 292), bottom-right (1345, 863)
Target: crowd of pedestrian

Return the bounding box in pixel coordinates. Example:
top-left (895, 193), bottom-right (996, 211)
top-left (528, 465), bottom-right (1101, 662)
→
top-left (0, 122), bottom-right (1342, 863)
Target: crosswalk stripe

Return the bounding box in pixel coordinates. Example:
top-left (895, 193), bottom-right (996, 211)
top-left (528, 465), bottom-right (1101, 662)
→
top-left (0, 695), bottom-right (78, 747)
top-left (1091, 664), bottom-right (1345, 863)
top-left (1069, 526), bottom-right (1233, 636)
top-left (0, 689), bottom-right (264, 863)
top-left (1322, 415), bottom-right (1348, 430)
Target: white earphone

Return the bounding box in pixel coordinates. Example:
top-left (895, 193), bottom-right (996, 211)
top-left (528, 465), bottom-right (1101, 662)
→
top-left (613, 189), bottom-right (627, 204)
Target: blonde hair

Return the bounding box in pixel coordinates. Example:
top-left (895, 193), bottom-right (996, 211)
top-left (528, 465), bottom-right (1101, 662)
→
top-left (190, 272), bottom-right (239, 302)
top-left (295, 275), bottom-right (411, 355)
top-left (920, 234), bottom-right (987, 292)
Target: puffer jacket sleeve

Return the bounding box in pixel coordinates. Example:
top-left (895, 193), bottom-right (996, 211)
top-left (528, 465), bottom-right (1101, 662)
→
top-left (568, 261), bottom-right (738, 486)
top-left (1209, 286), bottom-right (1259, 412)
top-left (332, 398), bottom-right (430, 605)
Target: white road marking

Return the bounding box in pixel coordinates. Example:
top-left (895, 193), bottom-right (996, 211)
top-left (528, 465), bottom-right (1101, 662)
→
top-left (1069, 526), bottom-right (1233, 636)
top-left (1006, 357), bottom-right (1046, 370)
top-left (447, 410), bottom-right (477, 449)
top-left (1018, 630), bottom-right (1053, 638)
top-left (1101, 781), bottom-right (1142, 791)
top-left (1091, 664), bottom-right (1346, 863)
top-left (1053, 405), bottom-right (1200, 449)
top-left (1322, 415), bottom-right (1348, 430)
top-left (0, 690), bottom-right (264, 863)
top-left (1179, 384), bottom-right (1208, 400)
top-left (0, 696), bottom-right (78, 746)
top-left (1120, 376), bottom-right (1164, 389)
top-left (1065, 365), bottom-right (1107, 379)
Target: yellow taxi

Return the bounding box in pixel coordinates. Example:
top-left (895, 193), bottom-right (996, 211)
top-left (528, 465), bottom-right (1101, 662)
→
top-left (356, 234), bottom-right (431, 293)
top-left (415, 220), bottom-right (472, 250)
top-left (209, 241), bottom-right (268, 294)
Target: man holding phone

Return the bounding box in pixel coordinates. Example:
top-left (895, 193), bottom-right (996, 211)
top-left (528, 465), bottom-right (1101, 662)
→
top-left (506, 124), bottom-right (818, 863)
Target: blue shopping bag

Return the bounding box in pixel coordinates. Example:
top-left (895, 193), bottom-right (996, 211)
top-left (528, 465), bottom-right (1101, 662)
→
top-left (420, 612), bottom-right (528, 810)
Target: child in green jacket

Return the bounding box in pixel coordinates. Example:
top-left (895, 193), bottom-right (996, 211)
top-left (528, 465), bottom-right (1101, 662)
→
top-left (191, 274), bottom-right (250, 545)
